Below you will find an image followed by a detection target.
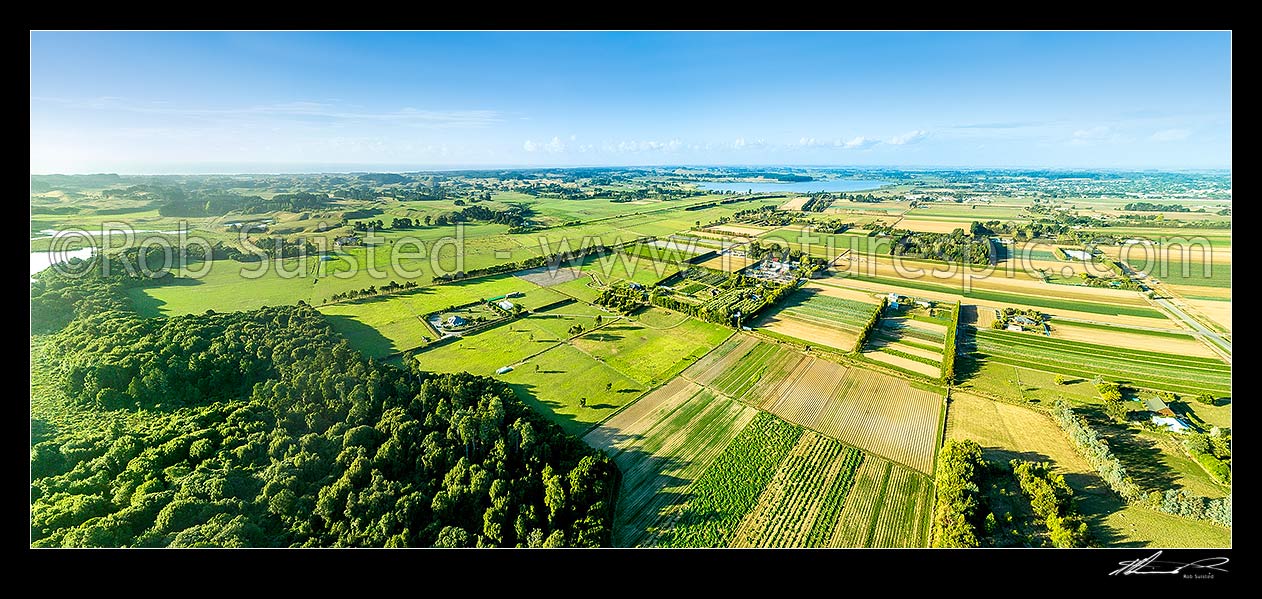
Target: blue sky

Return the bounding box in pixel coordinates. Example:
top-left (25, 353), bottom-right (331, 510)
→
top-left (30, 31), bottom-right (1231, 173)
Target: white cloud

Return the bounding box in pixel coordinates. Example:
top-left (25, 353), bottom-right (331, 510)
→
top-left (1073, 126), bottom-right (1110, 139)
top-left (1150, 128), bottom-right (1191, 142)
top-left (888, 130), bottom-right (928, 145)
top-left (569, 134), bottom-right (577, 141)
top-left (606, 139), bottom-right (685, 153)
top-left (733, 137), bottom-right (766, 150)
top-left (523, 136), bottom-right (567, 153)
top-left (840, 136), bottom-right (878, 150)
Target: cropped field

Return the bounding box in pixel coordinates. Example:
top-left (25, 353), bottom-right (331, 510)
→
top-left (1050, 319), bottom-right (1219, 359)
top-left (754, 286), bottom-right (880, 352)
top-left (653, 412), bottom-right (802, 547)
top-left (863, 309), bottom-right (948, 379)
top-left (730, 432), bottom-right (865, 547)
top-left (828, 457), bottom-right (935, 547)
top-left (683, 337), bottom-right (805, 403)
top-left (766, 362), bottom-right (943, 474)
top-left (973, 328), bottom-right (1231, 396)
top-left (583, 380), bottom-right (759, 547)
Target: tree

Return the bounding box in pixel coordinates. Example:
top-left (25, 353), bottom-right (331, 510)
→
top-left (594, 314), bottom-right (602, 326)
top-left (605, 382), bottom-right (612, 392)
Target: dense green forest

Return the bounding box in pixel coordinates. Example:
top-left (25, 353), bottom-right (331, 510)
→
top-left (30, 258), bottom-right (618, 547)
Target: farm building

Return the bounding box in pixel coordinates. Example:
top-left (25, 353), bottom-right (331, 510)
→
top-left (1005, 323), bottom-right (1024, 333)
top-left (445, 315), bottom-right (467, 328)
top-left (1151, 415), bottom-right (1192, 433)
top-left (495, 366), bottom-right (513, 375)
top-left (498, 300), bottom-right (515, 311)
top-left (887, 292), bottom-right (905, 304)
top-left (1143, 396), bottom-right (1177, 417)
top-left (334, 235), bottom-right (361, 247)
top-left (914, 300), bottom-right (933, 309)
top-left (1013, 315), bottom-right (1038, 326)
top-left (506, 291), bottom-right (524, 298)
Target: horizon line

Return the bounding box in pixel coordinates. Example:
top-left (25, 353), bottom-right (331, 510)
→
top-left (30, 163), bottom-right (1234, 177)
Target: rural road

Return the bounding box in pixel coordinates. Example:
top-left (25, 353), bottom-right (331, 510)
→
top-left (1151, 295), bottom-right (1232, 362)
top-left (1117, 262), bottom-right (1233, 363)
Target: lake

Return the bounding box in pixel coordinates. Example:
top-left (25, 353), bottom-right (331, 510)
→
top-left (697, 179), bottom-right (889, 193)
top-left (31, 248), bottom-right (94, 276)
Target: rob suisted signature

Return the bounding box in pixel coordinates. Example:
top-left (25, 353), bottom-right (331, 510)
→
top-left (1110, 551), bottom-right (1229, 576)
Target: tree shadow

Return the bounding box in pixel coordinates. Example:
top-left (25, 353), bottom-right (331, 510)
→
top-left (953, 327), bottom-right (983, 382)
top-left (980, 447), bottom-right (1136, 547)
top-left (583, 333), bottom-right (625, 342)
top-left (601, 445), bottom-right (702, 547)
top-left (322, 314), bottom-right (399, 358)
top-left (1079, 406), bottom-right (1179, 492)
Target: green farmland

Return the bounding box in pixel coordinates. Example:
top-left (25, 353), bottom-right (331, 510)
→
top-left (972, 328), bottom-right (1231, 396)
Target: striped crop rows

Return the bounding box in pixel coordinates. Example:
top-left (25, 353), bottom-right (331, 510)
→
top-left (732, 433), bottom-right (865, 547)
top-left (974, 328), bottom-right (1230, 395)
top-left (653, 413), bottom-right (802, 548)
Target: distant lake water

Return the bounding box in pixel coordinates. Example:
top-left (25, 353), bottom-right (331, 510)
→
top-left (31, 248), bottom-right (94, 276)
top-left (697, 179), bottom-right (890, 193)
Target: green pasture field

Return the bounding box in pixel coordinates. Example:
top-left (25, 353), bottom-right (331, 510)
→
top-left (315, 274), bottom-right (548, 357)
top-left (1051, 318), bottom-right (1201, 340)
top-left (497, 343), bottom-right (644, 436)
top-left (1130, 256), bottom-right (1232, 288)
top-left (838, 273), bottom-right (1167, 319)
top-left (571, 307), bottom-right (731, 386)
top-left (971, 328), bottom-right (1230, 396)
top-left (411, 302), bottom-right (611, 375)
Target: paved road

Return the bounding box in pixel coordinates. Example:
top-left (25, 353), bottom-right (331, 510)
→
top-left (1118, 261), bottom-right (1232, 363)
top-left (1152, 295), bottom-right (1232, 361)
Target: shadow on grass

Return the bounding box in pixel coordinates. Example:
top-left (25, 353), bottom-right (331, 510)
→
top-left (322, 314), bottom-right (398, 358)
top-left (1080, 406), bottom-right (1179, 492)
top-left (600, 444), bottom-right (703, 547)
top-left (582, 332), bottom-right (626, 343)
top-left (980, 446), bottom-right (1137, 547)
